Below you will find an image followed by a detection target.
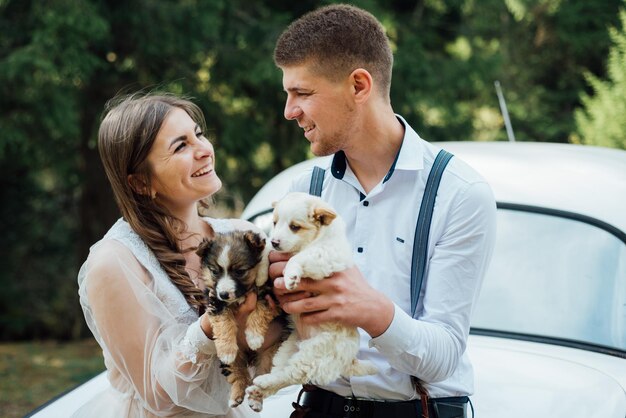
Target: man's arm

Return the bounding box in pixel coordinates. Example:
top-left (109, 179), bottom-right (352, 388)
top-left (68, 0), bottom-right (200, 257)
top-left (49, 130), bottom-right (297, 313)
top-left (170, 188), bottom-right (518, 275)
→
top-left (273, 181), bottom-right (496, 383)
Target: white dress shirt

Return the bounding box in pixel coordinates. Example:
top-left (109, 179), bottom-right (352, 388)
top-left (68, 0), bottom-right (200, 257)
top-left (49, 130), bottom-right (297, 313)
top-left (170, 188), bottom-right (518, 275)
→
top-left (289, 115), bottom-right (497, 400)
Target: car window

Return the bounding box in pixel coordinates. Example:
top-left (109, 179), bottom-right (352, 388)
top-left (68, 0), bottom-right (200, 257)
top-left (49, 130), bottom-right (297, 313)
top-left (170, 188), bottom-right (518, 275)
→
top-left (472, 209), bottom-right (626, 351)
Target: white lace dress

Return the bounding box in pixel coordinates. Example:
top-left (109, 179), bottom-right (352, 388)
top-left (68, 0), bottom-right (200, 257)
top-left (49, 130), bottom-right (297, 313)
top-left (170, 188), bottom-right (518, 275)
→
top-left (73, 218), bottom-right (258, 418)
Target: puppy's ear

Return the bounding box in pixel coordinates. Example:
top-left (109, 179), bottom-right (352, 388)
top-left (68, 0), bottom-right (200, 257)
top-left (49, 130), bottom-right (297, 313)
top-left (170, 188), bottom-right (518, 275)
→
top-left (244, 230), bottom-right (266, 254)
top-left (195, 238), bottom-right (213, 258)
top-left (312, 206), bottom-right (337, 226)
top-left (195, 224), bottom-right (215, 257)
top-left (206, 222), bottom-right (215, 239)
top-left (248, 231), bottom-right (270, 287)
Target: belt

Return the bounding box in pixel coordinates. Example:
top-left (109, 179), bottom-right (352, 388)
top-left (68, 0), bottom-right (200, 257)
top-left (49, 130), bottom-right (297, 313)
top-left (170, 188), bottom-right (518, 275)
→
top-left (298, 387), bottom-right (469, 418)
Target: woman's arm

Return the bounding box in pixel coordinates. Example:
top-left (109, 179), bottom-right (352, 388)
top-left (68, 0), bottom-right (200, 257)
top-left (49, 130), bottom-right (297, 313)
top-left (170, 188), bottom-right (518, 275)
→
top-left (80, 240), bottom-right (229, 416)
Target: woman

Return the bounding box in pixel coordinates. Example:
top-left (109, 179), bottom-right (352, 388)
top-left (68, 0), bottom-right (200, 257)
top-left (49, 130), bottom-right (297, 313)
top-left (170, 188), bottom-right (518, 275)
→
top-left (74, 93), bottom-right (275, 417)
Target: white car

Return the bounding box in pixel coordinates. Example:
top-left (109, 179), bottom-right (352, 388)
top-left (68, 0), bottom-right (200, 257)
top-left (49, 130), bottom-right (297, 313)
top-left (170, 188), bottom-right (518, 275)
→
top-left (29, 141), bottom-right (626, 418)
top-left (241, 141), bottom-right (626, 418)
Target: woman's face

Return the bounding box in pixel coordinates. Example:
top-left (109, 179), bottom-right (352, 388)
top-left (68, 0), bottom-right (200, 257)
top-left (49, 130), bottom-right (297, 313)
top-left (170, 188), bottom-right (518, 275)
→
top-left (145, 107), bottom-right (221, 212)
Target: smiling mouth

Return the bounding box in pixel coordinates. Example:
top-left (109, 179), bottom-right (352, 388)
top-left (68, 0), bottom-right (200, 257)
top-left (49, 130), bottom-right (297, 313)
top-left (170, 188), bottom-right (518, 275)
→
top-left (191, 166), bottom-right (212, 177)
top-left (303, 125), bottom-right (315, 132)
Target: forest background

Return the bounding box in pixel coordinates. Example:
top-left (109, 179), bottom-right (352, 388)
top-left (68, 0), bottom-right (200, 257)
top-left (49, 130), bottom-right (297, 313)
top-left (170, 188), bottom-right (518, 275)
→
top-left (1, 0), bottom-right (626, 414)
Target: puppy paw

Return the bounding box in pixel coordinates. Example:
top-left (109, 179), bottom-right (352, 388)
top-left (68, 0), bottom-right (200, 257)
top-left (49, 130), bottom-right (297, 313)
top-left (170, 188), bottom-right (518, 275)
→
top-left (245, 330), bottom-right (265, 351)
top-left (283, 264), bottom-right (302, 290)
top-left (245, 385), bottom-right (264, 412)
top-left (251, 373), bottom-right (274, 390)
top-left (217, 350), bottom-right (237, 365)
top-left (349, 359), bottom-right (379, 377)
top-left (362, 361), bottom-right (379, 376)
top-left (285, 277), bottom-right (301, 290)
top-left (229, 396), bottom-right (244, 408)
top-left (219, 361), bottom-right (232, 376)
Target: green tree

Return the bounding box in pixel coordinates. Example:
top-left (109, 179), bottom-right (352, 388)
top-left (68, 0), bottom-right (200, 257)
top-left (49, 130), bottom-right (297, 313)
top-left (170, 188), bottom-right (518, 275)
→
top-left (0, 0), bottom-right (308, 339)
top-left (387, 0), bottom-right (622, 143)
top-left (0, 0), bottom-right (623, 340)
top-left (0, 0), bottom-right (109, 339)
top-left (574, 6), bottom-right (626, 149)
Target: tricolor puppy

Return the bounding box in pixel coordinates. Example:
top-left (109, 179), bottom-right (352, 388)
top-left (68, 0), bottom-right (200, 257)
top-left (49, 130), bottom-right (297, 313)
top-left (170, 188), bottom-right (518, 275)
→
top-left (245, 192), bottom-right (377, 412)
top-left (196, 229), bottom-right (285, 408)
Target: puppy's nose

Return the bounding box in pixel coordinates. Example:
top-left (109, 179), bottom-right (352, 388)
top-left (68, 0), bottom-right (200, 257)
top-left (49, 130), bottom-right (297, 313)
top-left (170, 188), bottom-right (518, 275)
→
top-left (271, 239), bottom-right (281, 250)
top-left (218, 291), bottom-right (231, 300)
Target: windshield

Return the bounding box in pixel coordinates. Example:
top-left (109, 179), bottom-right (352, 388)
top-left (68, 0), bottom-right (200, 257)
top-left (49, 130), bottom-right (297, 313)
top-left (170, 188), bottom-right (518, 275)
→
top-left (471, 209), bottom-right (626, 352)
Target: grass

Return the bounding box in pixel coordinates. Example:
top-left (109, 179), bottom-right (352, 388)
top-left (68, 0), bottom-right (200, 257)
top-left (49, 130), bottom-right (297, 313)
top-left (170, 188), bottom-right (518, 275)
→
top-left (0, 339), bottom-right (104, 418)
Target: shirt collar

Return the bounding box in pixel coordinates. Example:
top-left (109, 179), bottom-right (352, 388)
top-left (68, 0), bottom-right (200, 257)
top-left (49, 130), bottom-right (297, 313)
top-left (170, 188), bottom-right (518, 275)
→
top-left (331, 150), bottom-right (347, 179)
top-left (330, 114), bottom-right (425, 181)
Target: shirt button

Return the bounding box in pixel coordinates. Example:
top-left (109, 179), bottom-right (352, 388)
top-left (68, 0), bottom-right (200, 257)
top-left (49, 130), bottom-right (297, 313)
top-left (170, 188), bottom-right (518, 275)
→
top-left (357, 247), bottom-right (364, 253)
top-left (363, 201), bottom-right (369, 206)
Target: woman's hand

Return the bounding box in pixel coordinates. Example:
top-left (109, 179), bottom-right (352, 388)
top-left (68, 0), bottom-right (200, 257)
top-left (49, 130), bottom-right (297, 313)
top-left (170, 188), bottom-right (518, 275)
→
top-left (200, 312), bottom-right (214, 339)
top-left (199, 292), bottom-right (258, 342)
top-left (234, 292), bottom-right (258, 349)
top-left (234, 291), bottom-right (285, 351)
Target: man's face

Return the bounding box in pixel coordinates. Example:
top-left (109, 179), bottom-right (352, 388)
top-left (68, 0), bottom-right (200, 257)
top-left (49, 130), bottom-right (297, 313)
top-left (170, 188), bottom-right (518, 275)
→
top-left (281, 64), bottom-right (357, 156)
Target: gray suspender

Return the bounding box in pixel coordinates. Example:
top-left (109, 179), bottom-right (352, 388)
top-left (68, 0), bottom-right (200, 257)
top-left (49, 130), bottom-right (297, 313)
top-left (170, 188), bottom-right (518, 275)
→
top-left (308, 149), bottom-right (454, 318)
top-left (309, 166), bottom-right (325, 196)
top-left (410, 149), bottom-right (453, 316)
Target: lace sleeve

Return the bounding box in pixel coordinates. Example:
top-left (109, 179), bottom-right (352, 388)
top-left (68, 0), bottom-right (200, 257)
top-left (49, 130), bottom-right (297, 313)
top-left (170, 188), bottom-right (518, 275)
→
top-left (78, 239), bottom-right (230, 416)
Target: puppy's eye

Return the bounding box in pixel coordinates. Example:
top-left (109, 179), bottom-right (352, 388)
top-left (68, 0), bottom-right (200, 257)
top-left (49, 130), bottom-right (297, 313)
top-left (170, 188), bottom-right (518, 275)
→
top-left (289, 223), bottom-right (301, 232)
top-left (232, 269), bottom-right (246, 276)
top-left (208, 266), bottom-right (221, 275)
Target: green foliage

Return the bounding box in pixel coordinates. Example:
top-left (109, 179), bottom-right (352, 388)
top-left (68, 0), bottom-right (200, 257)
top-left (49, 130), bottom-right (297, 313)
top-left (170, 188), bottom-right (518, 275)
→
top-left (0, 0), bottom-right (623, 339)
top-left (575, 7), bottom-right (626, 149)
top-left (387, 0), bottom-right (622, 143)
top-left (0, 0), bottom-right (108, 339)
top-left (0, 339), bottom-right (104, 417)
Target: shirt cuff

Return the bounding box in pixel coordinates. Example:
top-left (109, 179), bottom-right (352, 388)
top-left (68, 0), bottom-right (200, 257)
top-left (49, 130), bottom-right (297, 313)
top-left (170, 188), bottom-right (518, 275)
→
top-left (180, 319), bottom-right (217, 364)
top-left (368, 303), bottom-right (413, 354)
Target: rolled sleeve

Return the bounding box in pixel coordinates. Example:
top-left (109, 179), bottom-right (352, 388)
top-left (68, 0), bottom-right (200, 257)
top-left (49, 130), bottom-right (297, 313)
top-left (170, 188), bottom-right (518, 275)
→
top-left (368, 303), bottom-right (411, 355)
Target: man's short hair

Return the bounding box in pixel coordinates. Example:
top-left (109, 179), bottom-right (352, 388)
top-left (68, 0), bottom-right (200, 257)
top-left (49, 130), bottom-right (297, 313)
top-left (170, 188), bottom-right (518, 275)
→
top-left (274, 4), bottom-right (393, 98)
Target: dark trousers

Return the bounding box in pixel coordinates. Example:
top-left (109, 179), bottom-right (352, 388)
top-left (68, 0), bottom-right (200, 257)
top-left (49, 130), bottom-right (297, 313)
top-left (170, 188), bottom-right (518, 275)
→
top-left (292, 387), bottom-right (468, 418)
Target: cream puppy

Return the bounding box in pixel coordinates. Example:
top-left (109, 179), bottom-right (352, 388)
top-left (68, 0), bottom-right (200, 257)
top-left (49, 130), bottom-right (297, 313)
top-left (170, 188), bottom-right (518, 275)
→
top-left (245, 192), bottom-right (377, 412)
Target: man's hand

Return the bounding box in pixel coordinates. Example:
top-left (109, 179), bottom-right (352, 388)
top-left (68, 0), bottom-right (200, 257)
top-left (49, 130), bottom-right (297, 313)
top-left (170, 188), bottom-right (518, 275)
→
top-left (270, 250), bottom-right (395, 338)
top-left (269, 251), bottom-right (311, 306)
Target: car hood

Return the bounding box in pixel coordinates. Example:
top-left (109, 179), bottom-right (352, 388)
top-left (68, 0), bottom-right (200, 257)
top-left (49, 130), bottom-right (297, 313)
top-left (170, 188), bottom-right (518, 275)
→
top-left (468, 335), bottom-right (626, 418)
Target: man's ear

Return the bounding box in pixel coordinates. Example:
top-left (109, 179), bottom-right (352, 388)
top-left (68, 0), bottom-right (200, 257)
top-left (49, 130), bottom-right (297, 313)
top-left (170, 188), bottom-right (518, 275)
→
top-left (127, 174), bottom-right (153, 197)
top-left (350, 68), bottom-right (373, 103)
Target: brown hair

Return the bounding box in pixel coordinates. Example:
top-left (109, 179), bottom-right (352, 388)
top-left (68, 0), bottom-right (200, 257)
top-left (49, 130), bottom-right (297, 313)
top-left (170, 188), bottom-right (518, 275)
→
top-left (274, 4), bottom-right (393, 98)
top-left (98, 93), bottom-right (208, 314)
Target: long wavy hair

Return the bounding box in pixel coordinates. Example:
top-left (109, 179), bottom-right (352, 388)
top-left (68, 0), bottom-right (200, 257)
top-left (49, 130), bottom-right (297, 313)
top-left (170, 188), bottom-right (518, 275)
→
top-left (98, 93), bottom-right (209, 314)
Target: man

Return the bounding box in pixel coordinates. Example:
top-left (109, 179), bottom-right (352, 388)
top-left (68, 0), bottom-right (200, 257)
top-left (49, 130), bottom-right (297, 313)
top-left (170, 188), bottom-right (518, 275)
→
top-left (269, 4), bottom-right (497, 418)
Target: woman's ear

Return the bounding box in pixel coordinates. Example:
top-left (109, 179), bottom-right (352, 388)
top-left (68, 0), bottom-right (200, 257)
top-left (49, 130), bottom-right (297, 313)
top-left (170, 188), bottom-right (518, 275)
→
top-left (350, 68), bottom-right (373, 103)
top-left (127, 174), bottom-right (153, 197)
